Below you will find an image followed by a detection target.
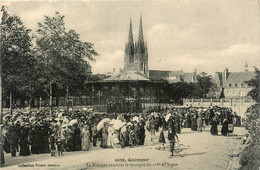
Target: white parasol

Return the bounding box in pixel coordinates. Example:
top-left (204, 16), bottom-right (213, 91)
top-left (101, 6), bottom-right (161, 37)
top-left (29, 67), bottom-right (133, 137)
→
top-left (97, 118), bottom-right (111, 131)
top-left (165, 114), bottom-right (171, 122)
top-left (113, 120), bottom-right (125, 130)
top-left (110, 119), bottom-right (115, 125)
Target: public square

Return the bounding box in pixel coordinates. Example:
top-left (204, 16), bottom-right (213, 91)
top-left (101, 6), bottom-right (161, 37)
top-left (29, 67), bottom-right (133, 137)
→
top-left (2, 127), bottom-right (246, 170)
top-left (1, 1), bottom-right (259, 170)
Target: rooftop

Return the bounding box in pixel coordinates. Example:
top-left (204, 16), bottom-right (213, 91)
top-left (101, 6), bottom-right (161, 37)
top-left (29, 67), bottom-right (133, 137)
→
top-left (103, 70), bottom-right (150, 82)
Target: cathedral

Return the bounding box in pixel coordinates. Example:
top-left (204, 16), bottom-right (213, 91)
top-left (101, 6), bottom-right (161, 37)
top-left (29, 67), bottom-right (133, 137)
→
top-left (122, 16), bottom-right (197, 83)
top-left (124, 16), bottom-right (148, 77)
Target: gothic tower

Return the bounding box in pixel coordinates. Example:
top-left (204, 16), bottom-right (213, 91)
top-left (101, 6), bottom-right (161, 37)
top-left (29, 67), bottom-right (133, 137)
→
top-left (134, 15), bottom-right (148, 76)
top-left (124, 19), bottom-right (134, 70)
top-left (124, 15), bottom-right (148, 77)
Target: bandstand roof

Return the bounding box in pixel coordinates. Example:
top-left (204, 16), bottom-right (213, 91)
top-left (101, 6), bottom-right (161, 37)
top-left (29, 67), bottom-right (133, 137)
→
top-left (102, 70), bottom-right (150, 82)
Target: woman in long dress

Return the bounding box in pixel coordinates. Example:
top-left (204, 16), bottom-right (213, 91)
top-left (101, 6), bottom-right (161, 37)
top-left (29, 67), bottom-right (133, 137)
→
top-left (191, 115), bottom-right (197, 131)
top-left (210, 118), bottom-right (218, 135)
top-left (107, 124), bottom-right (115, 148)
top-left (100, 127), bottom-right (108, 148)
top-left (81, 126), bottom-right (92, 151)
top-left (221, 119), bottom-right (229, 136)
top-left (197, 116), bottom-right (203, 132)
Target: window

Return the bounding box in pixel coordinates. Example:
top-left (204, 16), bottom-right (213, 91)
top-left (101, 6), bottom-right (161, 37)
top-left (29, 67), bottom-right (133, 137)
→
top-left (235, 83), bottom-right (238, 87)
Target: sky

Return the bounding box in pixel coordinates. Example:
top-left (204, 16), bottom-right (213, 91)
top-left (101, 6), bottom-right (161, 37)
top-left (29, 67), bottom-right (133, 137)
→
top-left (1, 0), bottom-right (260, 75)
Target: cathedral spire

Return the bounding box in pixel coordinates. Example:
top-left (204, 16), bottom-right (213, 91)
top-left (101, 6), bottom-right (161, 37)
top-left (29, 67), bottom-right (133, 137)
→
top-left (137, 14), bottom-right (145, 53)
top-left (138, 15), bottom-right (144, 44)
top-left (128, 18), bottom-right (133, 44)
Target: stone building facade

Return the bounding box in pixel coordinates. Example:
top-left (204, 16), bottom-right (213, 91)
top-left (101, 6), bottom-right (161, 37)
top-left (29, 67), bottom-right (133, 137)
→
top-left (148, 69), bottom-right (198, 83)
top-left (213, 63), bottom-right (255, 98)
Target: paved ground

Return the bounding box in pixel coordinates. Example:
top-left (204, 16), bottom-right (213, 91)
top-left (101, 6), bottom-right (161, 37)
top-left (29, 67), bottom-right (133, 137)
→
top-left (2, 126), bottom-right (246, 170)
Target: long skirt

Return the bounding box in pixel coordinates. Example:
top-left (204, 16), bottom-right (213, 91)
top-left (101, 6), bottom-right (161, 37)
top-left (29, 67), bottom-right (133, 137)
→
top-left (107, 133), bottom-right (114, 147)
top-left (221, 122), bottom-right (229, 136)
top-left (210, 125), bottom-right (218, 135)
top-left (82, 137), bottom-right (92, 151)
top-left (101, 135), bottom-right (107, 148)
top-left (191, 120), bottom-right (197, 131)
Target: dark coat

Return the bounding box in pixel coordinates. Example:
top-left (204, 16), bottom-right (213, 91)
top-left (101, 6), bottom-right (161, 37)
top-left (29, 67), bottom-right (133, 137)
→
top-left (158, 131), bottom-right (165, 143)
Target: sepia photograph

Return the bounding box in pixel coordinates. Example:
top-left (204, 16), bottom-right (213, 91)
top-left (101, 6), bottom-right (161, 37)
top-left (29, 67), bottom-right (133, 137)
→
top-left (0, 0), bottom-right (260, 169)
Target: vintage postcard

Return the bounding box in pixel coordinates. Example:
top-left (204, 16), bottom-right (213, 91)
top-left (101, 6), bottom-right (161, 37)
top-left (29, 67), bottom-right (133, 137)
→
top-left (0, 0), bottom-right (259, 170)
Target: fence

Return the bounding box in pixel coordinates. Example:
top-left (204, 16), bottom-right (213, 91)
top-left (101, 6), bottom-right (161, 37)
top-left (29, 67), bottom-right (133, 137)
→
top-left (183, 98), bottom-right (256, 118)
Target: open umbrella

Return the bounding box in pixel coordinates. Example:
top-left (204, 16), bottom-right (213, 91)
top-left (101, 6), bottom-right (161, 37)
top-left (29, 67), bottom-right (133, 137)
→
top-left (110, 119), bottom-right (115, 125)
top-left (113, 120), bottom-right (125, 130)
top-left (165, 114), bottom-right (171, 122)
top-left (97, 118), bottom-right (111, 131)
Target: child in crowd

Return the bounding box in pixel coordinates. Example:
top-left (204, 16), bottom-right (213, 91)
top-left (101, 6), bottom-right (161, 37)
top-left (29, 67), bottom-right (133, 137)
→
top-left (50, 133), bottom-right (56, 156)
top-left (56, 137), bottom-right (63, 156)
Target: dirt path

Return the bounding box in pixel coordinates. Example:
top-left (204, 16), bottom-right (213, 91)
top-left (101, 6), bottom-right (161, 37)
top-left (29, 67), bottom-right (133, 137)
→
top-left (2, 127), bottom-right (246, 170)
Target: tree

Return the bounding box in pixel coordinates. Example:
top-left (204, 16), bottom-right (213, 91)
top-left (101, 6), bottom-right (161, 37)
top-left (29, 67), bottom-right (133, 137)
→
top-left (1, 6), bottom-right (36, 112)
top-left (196, 72), bottom-right (215, 98)
top-left (240, 68), bottom-right (260, 169)
top-left (35, 12), bottom-right (98, 111)
top-left (170, 82), bottom-right (195, 104)
top-left (246, 67), bottom-right (260, 103)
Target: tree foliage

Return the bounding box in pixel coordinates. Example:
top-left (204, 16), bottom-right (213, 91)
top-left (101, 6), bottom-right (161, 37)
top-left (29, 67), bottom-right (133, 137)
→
top-left (1, 6), bottom-right (39, 105)
top-left (240, 68), bottom-right (260, 169)
top-left (240, 104), bottom-right (260, 170)
top-left (35, 12), bottom-right (98, 96)
top-left (246, 67), bottom-right (260, 103)
top-left (197, 72), bottom-right (215, 98)
top-left (1, 7), bottom-right (98, 109)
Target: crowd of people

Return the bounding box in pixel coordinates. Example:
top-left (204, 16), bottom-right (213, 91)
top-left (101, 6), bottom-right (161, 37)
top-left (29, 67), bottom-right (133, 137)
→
top-left (107, 99), bottom-right (142, 113)
top-left (2, 105), bottom-right (242, 160)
